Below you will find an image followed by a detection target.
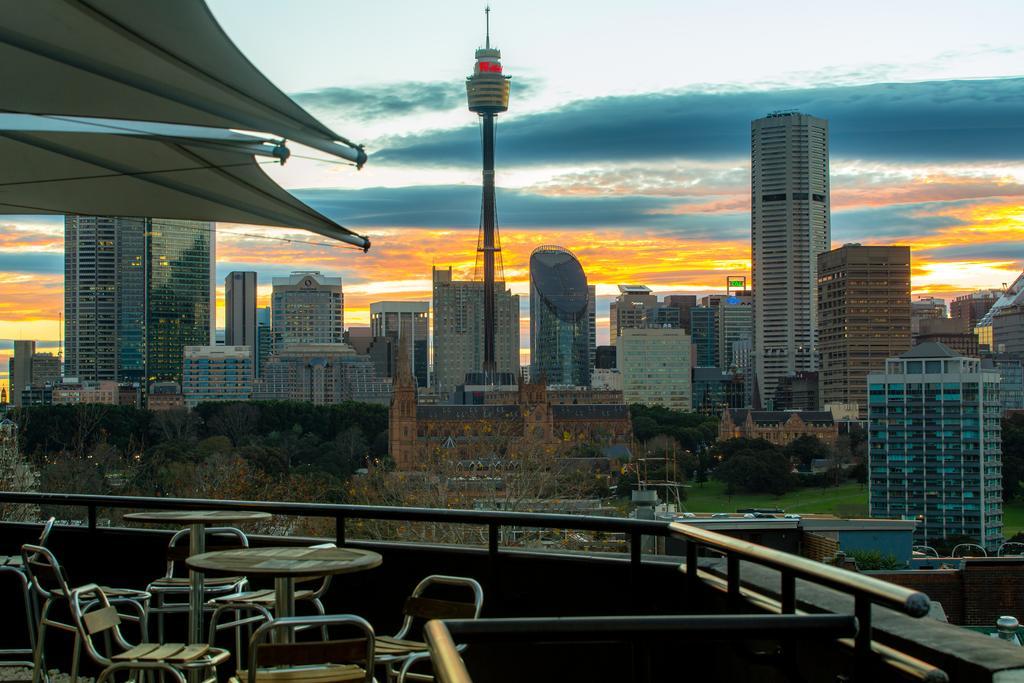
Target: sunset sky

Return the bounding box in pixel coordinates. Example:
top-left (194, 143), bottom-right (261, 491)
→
top-left (2, 0), bottom-right (1024, 388)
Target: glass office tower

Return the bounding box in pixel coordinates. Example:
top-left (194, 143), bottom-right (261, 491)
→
top-left (529, 246), bottom-right (591, 386)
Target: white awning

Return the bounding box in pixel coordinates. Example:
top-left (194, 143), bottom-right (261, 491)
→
top-left (0, 114), bottom-right (370, 250)
top-left (0, 0), bottom-right (366, 166)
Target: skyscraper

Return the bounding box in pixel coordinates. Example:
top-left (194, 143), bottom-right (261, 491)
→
top-left (271, 272), bottom-right (344, 351)
top-left (751, 112), bottom-right (830, 405)
top-left (952, 290), bottom-right (1002, 335)
top-left (610, 285), bottom-right (657, 345)
top-left (690, 307), bottom-right (717, 368)
top-left (432, 266), bottom-right (519, 396)
top-left (182, 345), bottom-right (253, 409)
top-left (868, 343), bottom-right (1003, 550)
top-left (530, 246), bottom-right (591, 386)
top-left (225, 271), bottom-right (258, 350)
top-left (255, 306), bottom-right (271, 378)
top-left (64, 216), bottom-right (213, 384)
top-left (370, 301), bottom-right (430, 388)
top-left (9, 341), bottom-right (35, 408)
top-left (818, 244), bottom-right (911, 417)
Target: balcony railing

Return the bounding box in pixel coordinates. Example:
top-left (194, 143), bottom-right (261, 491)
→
top-left (2, 490), bottom-right (1020, 681)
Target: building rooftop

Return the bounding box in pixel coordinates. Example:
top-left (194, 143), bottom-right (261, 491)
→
top-left (900, 341), bottom-right (963, 359)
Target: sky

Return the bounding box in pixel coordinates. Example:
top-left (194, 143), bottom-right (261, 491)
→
top-left (2, 0), bottom-right (1024, 388)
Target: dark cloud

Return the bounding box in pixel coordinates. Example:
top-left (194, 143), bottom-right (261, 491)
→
top-left (917, 241), bottom-right (1024, 263)
top-left (297, 185), bottom-right (745, 238)
top-left (294, 79), bottom-right (537, 119)
top-left (832, 202), bottom-right (967, 242)
top-left (373, 78), bottom-right (1024, 166)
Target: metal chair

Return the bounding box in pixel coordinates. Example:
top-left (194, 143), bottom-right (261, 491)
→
top-left (229, 614), bottom-right (375, 683)
top-left (374, 575), bottom-right (483, 683)
top-left (207, 543), bottom-right (337, 663)
top-left (147, 526), bottom-right (250, 642)
top-left (22, 544), bottom-right (149, 683)
top-left (951, 543), bottom-right (987, 558)
top-left (998, 542), bottom-right (1024, 557)
top-left (0, 517), bottom-right (55, 670)
top-left (70, 583), bottom-right (228, 683)
top-left (911, 545), bottom-right (938, 558)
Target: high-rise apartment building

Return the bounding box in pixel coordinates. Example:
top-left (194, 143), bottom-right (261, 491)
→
top-left (225, 271), bottom-right (258, 348)
top-left (432, 266), bottom-right (520, 396)
top-left (868, 343), bottom-right (1003, 550)
top-left (818, 244), bottom-right (911, 417)
top-left (704, 290), bottom-right (753, 370)
top-left (64, 216), bottom-right (213, 383)
top-left (182, 345), bottom-right (253, 408)
top-left (370, 301), bottom-right (430, 388)
top-left (257, 343), bottom-right (390, 405)
top-left (530, 246), bottom-right (592, 387)
top-left (976, 271), bottom-right (1024, 350)
top-left (610, 285), bottom-right (657, 345)
top-left (271, 272), bottom-right (344, 351)
top-left (751, 112), bottom-right (830, 405)
top-left (617, 328), bottom-right (691, 411)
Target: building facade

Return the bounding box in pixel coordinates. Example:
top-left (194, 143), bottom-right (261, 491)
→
top-left (952, 290), bottom-right (1002, 335)
top-left (9, 342), bottom-right (60, 408)
top-left (818, 244), bottom-right (912, 418)
top-left (690, 307), bottom-right (717, 368)
top-left (868, 343), bottom-right (1003, 550)
top-left (181, 345), bottom-right (253, 409)
top-left (389, 366), bottom-right (632, 470)
top-left (225, 271), bottom-right (258, 353)
top-left (52, 380), bottom-right (119, 405)
top-left (431, 266), bottom-right (519, 396)
top-left (370, 301), bottom-right (430, 388)
top-left (917, 318), bottom-right (980, 358)
top-left (529, 246), bottom-right (591, 386)
top-left (255, 306), bottom-right (272, 378)
top-left (271, 272), bottom-right (344, 351)
top-left (610, 285), bottom-right (657, 345)
top-left (751, 112), bottom-right (831, 406)
top-left (617, 327), bottom-right (691, 410)
top-left (718, 408), bottom-right (838, 446)
top-left (257, 343), bottom-right (390, 405)
top-left (64, 216), bottom-right (214, 384)
top-left (910, 297), bottom-right (948, 339)
top-left (992, 305), bottom-right (1024, 356)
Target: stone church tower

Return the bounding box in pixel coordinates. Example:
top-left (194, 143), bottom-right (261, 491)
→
top-left (388, 336), bottom-right (418, 469)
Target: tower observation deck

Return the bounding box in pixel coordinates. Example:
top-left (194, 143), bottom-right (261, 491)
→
top-left (467, 6), bottom-right (511, 376)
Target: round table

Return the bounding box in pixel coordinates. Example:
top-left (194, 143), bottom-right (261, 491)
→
top-left (124, 510), bottom-right (272, 645)
top-left (187, 546), bottom-right (382, 642)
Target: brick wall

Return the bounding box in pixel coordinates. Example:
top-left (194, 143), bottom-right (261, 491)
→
top-left (802, 532), bottom-right (839, 562)
top-left (872, 559), bottom-right (1024, 626)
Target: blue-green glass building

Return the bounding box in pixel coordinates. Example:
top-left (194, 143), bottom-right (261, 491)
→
top-left (868, 342), bottom-right (1003, 551)
top-left (529, 246), bottom-right (591, 386)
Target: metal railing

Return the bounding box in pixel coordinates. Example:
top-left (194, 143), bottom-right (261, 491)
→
top-left (670, 521), bottom-right (941, 680)
top-left (0, 491), bottom-right (948, 680)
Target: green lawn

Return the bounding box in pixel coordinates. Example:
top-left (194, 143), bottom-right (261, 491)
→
top-left (1003, 501), bottom-right (1024, 538)
top-left (682, 479), bottom-right (869, 517)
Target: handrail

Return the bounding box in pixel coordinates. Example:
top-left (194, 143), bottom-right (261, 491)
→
top-left (670, 522), bottom-right (930, 617)
top-left (0, 491), bottom-right (670, 536)
top-left (424, 620), bottom-right (473, 683)
top-left (440, 614), bottom-right (858, 642)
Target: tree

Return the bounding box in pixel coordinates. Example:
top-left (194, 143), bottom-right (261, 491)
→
top-left (714, 449), bottom-right (795, 496)
top-left (205, 403), bottom-right (260, 446)
top-left (783, 435), bottom-right (832, 468)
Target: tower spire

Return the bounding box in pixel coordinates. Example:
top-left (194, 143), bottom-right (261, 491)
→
top-left (485, 5), bottom-right (491, 49)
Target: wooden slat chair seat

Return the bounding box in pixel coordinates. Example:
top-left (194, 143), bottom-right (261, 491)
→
top-left (72, 591), bottom-right (229, 683)
top-left (373, 637), bottom-right (426, 656)
top-left (112, 643), bottom-right (211, 662)
top-left (210, 588), bottom-right (316, 605)
top-left (152, 575), bottom-right (248, 587)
